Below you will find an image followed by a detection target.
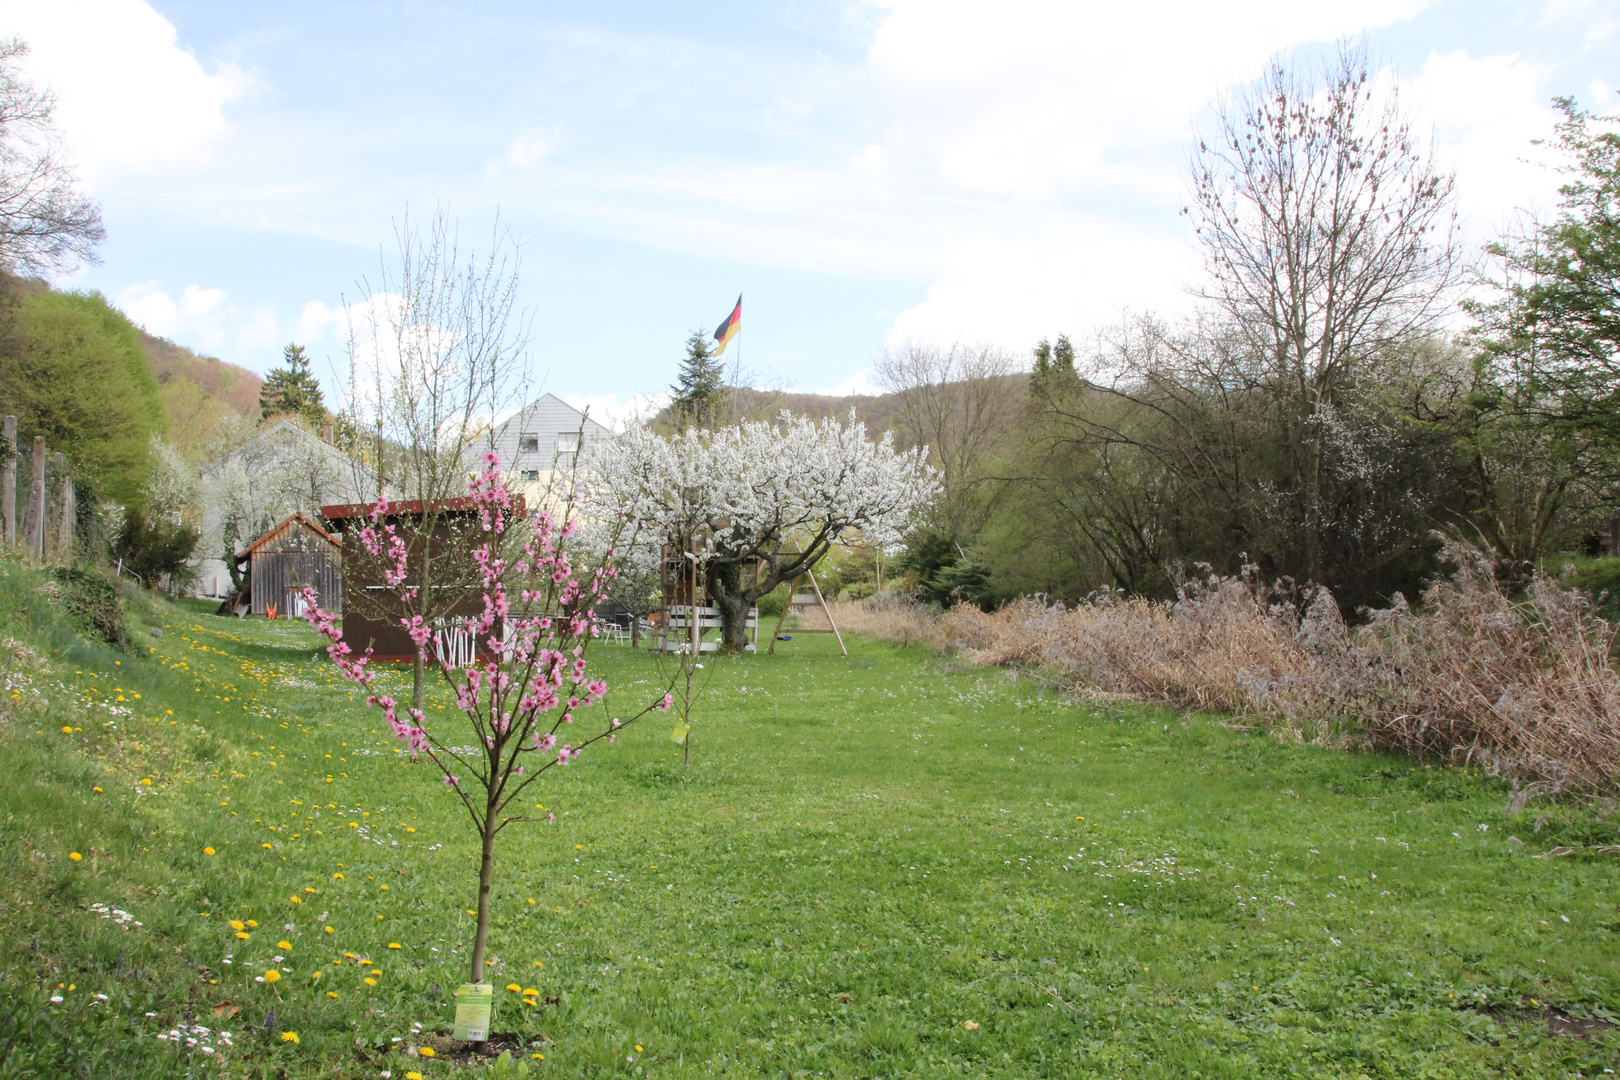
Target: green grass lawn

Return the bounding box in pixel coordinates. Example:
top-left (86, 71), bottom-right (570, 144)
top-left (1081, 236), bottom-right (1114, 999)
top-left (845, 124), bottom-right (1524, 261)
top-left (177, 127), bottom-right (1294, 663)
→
top-left (1, 564), bottom-right (1618, 1079)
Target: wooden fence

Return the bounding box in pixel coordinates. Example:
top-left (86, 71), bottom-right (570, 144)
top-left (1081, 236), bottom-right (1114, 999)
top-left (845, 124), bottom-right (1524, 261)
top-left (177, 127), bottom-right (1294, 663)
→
top-left (3, 415), bottom-right (79, 565)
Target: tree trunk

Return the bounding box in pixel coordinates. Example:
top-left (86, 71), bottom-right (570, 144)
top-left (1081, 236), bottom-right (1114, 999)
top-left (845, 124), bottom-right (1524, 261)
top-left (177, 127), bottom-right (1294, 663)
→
top-left (705, 561), bottom-right (756, 651)
top-left (412, 651), bottom-right (426, 711)
top-left (467, 809), bottom-right (497, 1047)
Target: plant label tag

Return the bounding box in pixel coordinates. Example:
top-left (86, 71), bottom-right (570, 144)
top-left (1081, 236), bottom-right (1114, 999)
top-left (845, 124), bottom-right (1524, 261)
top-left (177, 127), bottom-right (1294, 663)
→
top-left (452, 982), bottom-right (493, 1041)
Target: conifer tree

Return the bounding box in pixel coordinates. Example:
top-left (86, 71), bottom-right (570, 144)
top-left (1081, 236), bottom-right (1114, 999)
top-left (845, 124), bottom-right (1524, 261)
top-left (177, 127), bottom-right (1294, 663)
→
top-left (670, 329), bottom-right (726, 429)
top-left (259, 342), bottom-right (327, 425)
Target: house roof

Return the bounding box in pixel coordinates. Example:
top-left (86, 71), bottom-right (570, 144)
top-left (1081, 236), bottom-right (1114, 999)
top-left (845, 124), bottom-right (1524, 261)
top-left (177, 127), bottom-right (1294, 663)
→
top-left (234, 512), bottom-right (340, 564)
top-left (320, 495), bottom-right (526, 522)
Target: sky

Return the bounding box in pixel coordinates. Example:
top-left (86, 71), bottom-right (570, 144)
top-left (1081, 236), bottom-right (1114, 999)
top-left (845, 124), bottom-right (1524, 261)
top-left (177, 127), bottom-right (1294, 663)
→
top-left (3, 0), bottom-right (1617, 423)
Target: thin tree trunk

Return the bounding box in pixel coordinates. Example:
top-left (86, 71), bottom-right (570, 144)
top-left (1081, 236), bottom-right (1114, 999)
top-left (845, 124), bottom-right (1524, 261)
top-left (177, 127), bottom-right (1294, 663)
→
top-left (467, 811), bottom-right (497, 1047)
top-left (412, 652), bottom-right (426, 711)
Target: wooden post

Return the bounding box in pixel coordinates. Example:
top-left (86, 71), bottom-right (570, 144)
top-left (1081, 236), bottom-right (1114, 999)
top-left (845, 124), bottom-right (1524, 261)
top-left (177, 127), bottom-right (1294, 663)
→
top-left (806, 570), bottom-right (847, 657)
top-left (24, 436), bottom-right (45, 560)
top-left (1, 416), bottom-right (14, 549)
top-left (56, 454), bottom-right (74, 563)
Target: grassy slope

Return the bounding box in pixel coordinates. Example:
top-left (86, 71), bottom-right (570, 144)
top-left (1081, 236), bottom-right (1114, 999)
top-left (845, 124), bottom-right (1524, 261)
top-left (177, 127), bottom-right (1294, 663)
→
top-left (1, 566), bottom-right (1617, 1079)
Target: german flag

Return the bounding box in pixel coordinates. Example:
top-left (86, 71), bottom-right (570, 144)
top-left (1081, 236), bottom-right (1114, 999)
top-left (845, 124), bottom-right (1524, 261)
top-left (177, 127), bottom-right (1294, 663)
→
top-left (712, 295), bottom-right (741, 356)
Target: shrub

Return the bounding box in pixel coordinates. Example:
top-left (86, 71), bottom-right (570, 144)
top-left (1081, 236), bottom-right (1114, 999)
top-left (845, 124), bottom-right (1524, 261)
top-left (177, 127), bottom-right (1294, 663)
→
top-left (46, 567), bottom-right (124, 648)
top-left (837, 540), bottom-right (1620, 793)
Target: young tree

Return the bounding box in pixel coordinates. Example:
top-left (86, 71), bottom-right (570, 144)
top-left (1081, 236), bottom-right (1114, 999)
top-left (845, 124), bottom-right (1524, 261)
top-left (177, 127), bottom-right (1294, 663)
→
top-left (342, 208), bottom-right (529, 709)
top-left (259, 342), bottom-right (327, 425)
top-left (0, 38), bottom-right (104, 277)
top-left (670, 329), bottom-right (725, 429)
top-left (1188, 43), bottom-right (1461, 583)
top-left (301, 456), bottom-right (681, 1045)
top-left (584, 413), bottom-right (936, 650)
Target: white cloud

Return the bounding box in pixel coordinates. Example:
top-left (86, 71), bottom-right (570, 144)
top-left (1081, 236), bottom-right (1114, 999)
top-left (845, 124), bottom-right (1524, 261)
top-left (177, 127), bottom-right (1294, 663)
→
top-left (2, 0), bottom-right (249, 181)
top-left (562, 391), bottom-right (672, 431)
top-left (816, 368), bottom-right (883, 396)
top-left (115, 281), bottom-right (280, 360)
top-left (1404, 51), bottom-right (1563, 237)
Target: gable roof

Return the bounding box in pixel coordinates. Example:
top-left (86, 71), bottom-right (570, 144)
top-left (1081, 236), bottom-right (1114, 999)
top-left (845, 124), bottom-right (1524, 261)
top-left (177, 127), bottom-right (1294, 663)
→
top-left (235, 512), bottom-right (340, 564)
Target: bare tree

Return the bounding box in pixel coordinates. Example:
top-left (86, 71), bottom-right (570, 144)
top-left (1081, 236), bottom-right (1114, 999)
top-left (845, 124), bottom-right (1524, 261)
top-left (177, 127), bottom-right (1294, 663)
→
top-left (0, 38), bottom-right (105, 277)
top-left (343, 208), bottom-right (530, 708)
top-left (1188, 43), bottom-right (1460, 581)
top-left (872, 341), bottom-right (1020, 543)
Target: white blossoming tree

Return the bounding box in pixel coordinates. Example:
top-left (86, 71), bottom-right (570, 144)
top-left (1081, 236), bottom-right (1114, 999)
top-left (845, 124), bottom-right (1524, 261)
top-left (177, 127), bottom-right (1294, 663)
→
top-left (581, 412), bottom-right (937, 651)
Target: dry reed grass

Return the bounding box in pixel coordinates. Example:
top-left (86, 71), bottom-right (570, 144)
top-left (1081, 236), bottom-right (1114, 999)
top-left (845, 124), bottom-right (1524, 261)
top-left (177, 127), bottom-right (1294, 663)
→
top-left (833, 539), bottom-right (1620, 793)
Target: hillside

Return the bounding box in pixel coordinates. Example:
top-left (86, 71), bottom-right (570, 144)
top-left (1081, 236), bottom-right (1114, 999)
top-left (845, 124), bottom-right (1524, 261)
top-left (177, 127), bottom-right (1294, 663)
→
top-left (138, 329), bottom-right (262, 419)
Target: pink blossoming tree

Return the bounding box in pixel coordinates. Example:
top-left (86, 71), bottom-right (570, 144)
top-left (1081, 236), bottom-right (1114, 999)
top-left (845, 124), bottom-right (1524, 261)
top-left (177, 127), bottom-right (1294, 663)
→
top-left (300, 452), bottom-right (677, 1003)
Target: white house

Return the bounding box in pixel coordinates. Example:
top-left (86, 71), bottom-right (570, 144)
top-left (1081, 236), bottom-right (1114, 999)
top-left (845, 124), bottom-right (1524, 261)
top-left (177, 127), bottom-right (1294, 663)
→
top-left (193, 420), bottom-right (380, 599)
top-left (486, 393), bottom-right (609, 502)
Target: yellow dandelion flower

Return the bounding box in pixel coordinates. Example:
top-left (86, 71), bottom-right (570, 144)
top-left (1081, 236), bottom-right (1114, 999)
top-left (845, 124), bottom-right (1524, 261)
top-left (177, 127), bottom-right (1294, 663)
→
top-left (506, 983), bottom-right (522, 992)
top-left (277, 940), bottom-right (292, 950)
top-left (418, 1047), bottom-right (436, 1058)
top-left (264, 970), bottom-right (281, 983)
top-left (61, 726), bottom-right (72, 733)
top-left (68, 852), bottom-right (82, 862)
top-left (261, 843), bottom-right (272, 849)
top-left (387, 942), bottom-right (401, 949)
top-left (311, 971), bottom-right (322, 979)
top-left (229, 920), bottom-right (244, 930)
top-left (327, 991), bottom-right (339, 998)
top-left (203, 847), bottom-right (216, 856)
top-left (279, 1031), bottom-right (298, 1043)
top-left (289, 895), bottom-right (302, 904)
top-left (332, 872), bottom-right (343, 880)
top-left (246, 920), bottom-right (257, 928)
top-left (363, 977), bottom-right (376, 986)
top-left (235, 931), bottom-right (250, 940)
top-left (324, 926), bottom-right (334, 934)
top-left (407, 1073), bottom-right (423, 1080)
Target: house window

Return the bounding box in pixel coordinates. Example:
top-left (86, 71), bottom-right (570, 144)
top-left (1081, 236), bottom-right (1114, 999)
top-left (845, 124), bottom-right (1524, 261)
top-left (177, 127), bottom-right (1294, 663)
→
top-left (518, 433), bottom-right (539, 452)
top-left (556, 432), bottom-right (580, 453)
top-left (520, 469), bottom-right (540, 481)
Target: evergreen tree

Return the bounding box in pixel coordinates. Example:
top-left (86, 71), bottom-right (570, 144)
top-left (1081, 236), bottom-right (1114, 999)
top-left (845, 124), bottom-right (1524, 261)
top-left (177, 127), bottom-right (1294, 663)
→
top-left (259, 342), bottom-right (327, 425)
top-left (670, 328), bottom-right (726, 429)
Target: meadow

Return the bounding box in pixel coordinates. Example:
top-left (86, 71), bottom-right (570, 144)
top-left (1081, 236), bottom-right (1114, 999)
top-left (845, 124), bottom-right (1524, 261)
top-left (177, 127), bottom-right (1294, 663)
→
top-left (1, 564), bottom-right (1617, 1079)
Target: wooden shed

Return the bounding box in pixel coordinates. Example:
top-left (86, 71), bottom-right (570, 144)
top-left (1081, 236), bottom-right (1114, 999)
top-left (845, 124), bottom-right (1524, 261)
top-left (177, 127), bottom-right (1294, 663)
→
top-left (320, 498), bottom-right (502, 663)
top-left (235, 512), bottom-right (342, 617)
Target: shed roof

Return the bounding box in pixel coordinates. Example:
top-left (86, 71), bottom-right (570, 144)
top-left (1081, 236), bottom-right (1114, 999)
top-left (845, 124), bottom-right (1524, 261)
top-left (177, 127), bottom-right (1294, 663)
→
top-left (235, 512), bottom-right (340, 564)
top-left (319, 495), bottom-right (526, 522)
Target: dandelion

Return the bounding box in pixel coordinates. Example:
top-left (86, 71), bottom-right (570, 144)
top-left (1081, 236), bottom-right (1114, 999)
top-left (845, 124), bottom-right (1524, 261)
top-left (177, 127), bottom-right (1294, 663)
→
top-left (327, 991), bottom-right (339, 998)
top-left (246, 920), bottom-right (257, 928)
top-left (204, 847), bottom-right (216, 856)
top-left (387, 943), bottom-right (402, 950)
top-left (333, 873), bottom-right (344, 880)
top-left (264, 970), bottom-right (281, 983)
top-left (324, 926), bottom-right (334, 934)
top-left (229, 919), bottom-right (245, 931)
top-left (418, 1047), bottom-right (436, 1058)
top-left (506, 984), bottom-right (522, 992)
top-left (277, 940), bottom-right (292, 950)
top-left (68, 852), bottom-right (82, 862)
top-left (280, 1031), bottom-right (299, 1043)
top-left (289, 895), bottom-right (302, 904)
top-left (236, 932), bottom-right (250, 940)
top-left (311, 971), bottom-right (322, 980)
top-left (407, 1074), bottom-right (423, 1080)
top-left (364, 977), bottom-right (377, 986)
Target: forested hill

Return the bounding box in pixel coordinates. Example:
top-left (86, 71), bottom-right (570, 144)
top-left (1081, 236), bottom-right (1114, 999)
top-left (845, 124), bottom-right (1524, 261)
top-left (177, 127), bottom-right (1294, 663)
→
top-left (0, 271), bottom-right (264, 507)
top-left (138, 329), bottom-right (262, 419)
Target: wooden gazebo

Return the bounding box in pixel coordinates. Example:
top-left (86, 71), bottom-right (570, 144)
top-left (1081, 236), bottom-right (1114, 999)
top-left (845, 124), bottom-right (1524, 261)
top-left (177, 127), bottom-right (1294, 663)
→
top-left (235, 512), bottom-right (342, 617)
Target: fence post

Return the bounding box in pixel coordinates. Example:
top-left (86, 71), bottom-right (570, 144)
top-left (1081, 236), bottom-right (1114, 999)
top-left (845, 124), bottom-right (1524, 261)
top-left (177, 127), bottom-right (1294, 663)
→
top-left (1, 416), bottom-right (14, 549)
top-left (24, 436), bottom-right (45, 560)
top-left (55, 452), bottom-right (74, 563)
